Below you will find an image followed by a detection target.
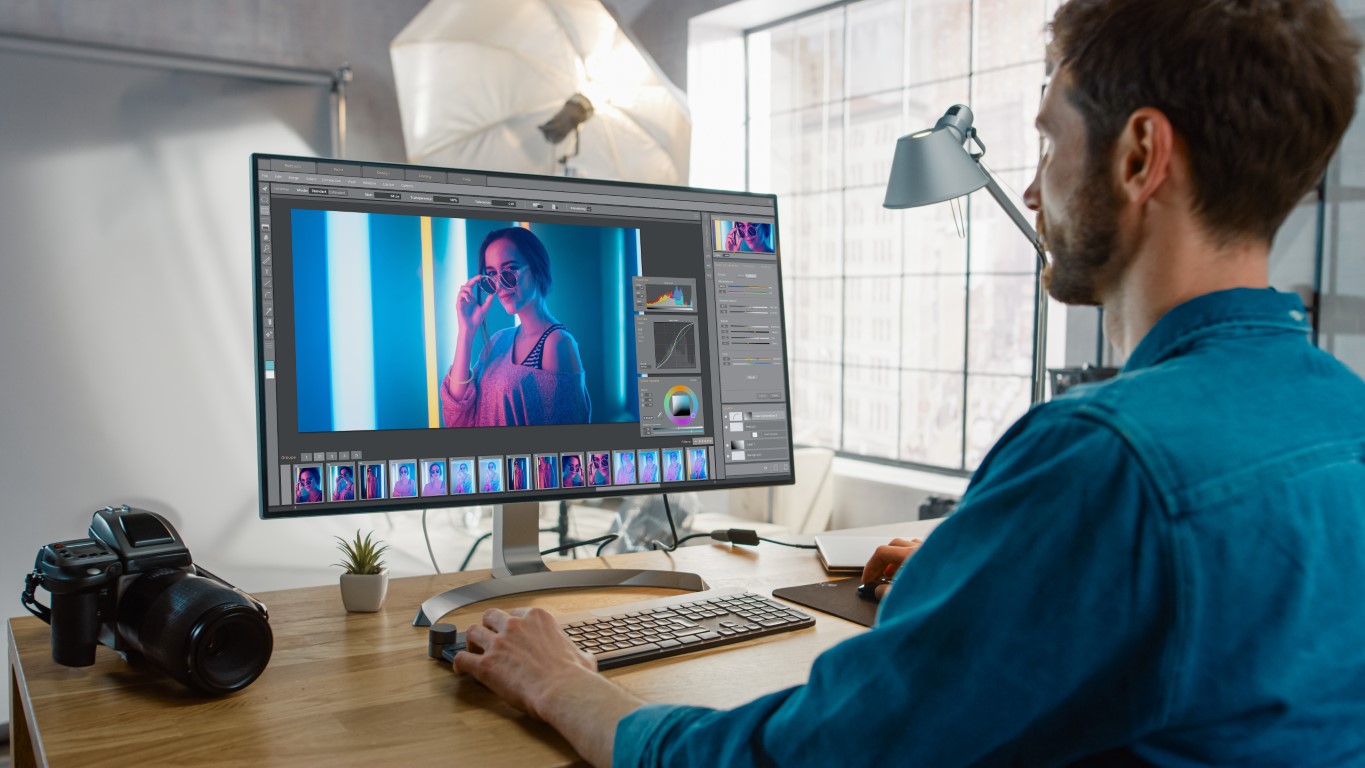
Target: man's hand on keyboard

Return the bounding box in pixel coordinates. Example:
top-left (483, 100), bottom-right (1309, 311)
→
top-left (453, 606), bottom-right (646, 767)
top-left (859, 538), bottom-right (923, 600)
top-left (454, 606), bottom-right (597, 719)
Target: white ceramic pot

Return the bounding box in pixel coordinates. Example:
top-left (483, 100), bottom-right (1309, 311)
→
top-left (339, 570), bottom-right (388, 612)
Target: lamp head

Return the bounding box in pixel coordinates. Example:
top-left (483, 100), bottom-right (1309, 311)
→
top-left (538, 93), bottom-right (596, 145)
top-left (883, 104), bottom-right (990, 209)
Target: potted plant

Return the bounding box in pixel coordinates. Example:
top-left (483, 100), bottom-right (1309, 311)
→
top-left (334, 530), bottom-right (390, 612)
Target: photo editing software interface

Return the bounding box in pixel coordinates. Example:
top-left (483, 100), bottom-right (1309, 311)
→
top-left (253, 155), bottom-right (793, 517)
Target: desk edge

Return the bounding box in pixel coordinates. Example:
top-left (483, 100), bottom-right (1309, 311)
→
top-left (9, 618), bottom-right (48, 768)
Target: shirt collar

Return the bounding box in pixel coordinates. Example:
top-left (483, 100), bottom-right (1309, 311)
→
top-left (1123, 288), bottom-right (1310, 372)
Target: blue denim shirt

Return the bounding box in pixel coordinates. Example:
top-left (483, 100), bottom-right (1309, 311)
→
top-left (614, 289), bottom-right (1365, 766)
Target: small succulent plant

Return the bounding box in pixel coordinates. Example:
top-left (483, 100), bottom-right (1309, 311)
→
top-left (333, 530), bottom-right (389, 575)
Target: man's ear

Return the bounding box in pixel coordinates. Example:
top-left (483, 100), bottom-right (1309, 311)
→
top-left (1114, 107), bottom-right (1176, 207)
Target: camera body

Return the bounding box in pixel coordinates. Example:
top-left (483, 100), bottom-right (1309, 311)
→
top-left (23, 505), bottom-right (273, 695)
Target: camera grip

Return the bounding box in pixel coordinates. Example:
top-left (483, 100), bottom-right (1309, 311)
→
top-left (50, 590), bottom-right (102, 666)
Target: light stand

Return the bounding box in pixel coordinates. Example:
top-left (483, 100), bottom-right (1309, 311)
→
top-left (884, 104), bottom-right (1050, 404)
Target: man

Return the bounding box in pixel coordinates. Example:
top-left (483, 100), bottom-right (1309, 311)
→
top-left (450, 1), bottom-right (1365, 764)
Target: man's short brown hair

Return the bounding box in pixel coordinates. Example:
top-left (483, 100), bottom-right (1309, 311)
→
top-left (1049, 0), bottom-right (1361, 243)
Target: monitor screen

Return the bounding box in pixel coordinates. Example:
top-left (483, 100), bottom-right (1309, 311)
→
top-left (252, 154), bottom-right (793, 518)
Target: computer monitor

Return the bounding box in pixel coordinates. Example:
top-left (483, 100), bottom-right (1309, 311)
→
top-left (250, 154), bottom-right (794, 625)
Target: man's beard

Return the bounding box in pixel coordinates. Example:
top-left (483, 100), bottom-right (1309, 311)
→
top-left (1040, 161), bottom-right (1131, 306)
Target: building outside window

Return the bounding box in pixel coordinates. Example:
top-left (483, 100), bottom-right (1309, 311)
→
top-left (747, 0), bottom-right (1059, 472)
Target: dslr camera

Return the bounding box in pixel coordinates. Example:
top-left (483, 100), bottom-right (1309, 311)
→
top-left (22, 505), bottom-right (273, 695)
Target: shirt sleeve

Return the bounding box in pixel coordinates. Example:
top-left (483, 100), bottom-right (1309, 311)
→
top-left (614, 409), bottom-right (1178, 767)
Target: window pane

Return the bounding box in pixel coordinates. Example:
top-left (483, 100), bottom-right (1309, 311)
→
top-left (902, 202), bottom-right (968, 276)
top-left (796, 9), bottom-right (845, 109)
top-left (964, 374), bottom-right (1029, 469)
top-left (792, 359), bottom-right (842, 448)
top-left (844, 365), bottom-right (900, 459)
top-left (902, 274), bottom-right (967, 372)
top-left (900, 371), bottom-right (964, 468)
top-left (970, 63), bottom-right (1045, 172)
top-left (767, 25), bottom-right (796, 115)
top-left (908, 0), bottom-right (971, 85)
top-left (969, 169), bottom-right (1038, 274)
top-left (788, 277), bottom-right (844, 363)
top-left (845, 277), bottom-right (901, 368)
top-left (848, 0), bottom-right (905, 98)
top-left (967, 273), bottom-right (1036, 376)
top-left (976, 0), bottom-right (1047, 72)
top-left (845, 185), bottom-right (903, 276)
top-left (794, 105), bottom-right (845, 194)
top-left (781, 192), bottom-right (843, 277)
top-left (846, 90), bottom-right (903, 190)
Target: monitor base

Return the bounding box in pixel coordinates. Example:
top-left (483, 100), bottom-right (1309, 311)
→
top-left (412, 501), bottom-right (708, 626)
top-left (413, 568), bottom-right (708, 626)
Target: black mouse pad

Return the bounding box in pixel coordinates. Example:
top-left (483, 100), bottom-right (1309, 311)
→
top-left (772, 577), bottom-right (878, 628)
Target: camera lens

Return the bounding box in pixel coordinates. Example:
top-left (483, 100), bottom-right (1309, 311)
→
top-left (117, 568), bottom-right (272, 695)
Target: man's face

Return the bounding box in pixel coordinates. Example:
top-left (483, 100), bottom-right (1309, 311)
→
top-left (1024, 70), bottom-right (1131, 306)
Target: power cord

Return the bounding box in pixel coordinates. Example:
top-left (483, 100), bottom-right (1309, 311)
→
top-left (648, 493), bottom-right (683, 552)
top-left (422, 509), bottom-right (441, 573)
top-left (676, 529), bottom-right (817, 549)
top-left (459, 532), bottom-right (493, 571)
top-left (540, 534), bottom-right (619, 557)
top-left (651, 493), bottom-right (818, 551)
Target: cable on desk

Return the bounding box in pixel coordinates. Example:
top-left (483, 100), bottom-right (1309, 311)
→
top-left (540, 534), bottom-right (619, 557)
top-left (677, 529), bottom-right (819, 549)
top-left (648, 493), bottom-right (682, 552)
top-left (422, 509), bottom-right (441, 573)
top-left (459, 532), bottom-right (493, 571)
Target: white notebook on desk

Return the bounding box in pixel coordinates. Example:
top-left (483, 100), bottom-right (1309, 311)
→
top-left (813, 535), bottom-right (890, 574)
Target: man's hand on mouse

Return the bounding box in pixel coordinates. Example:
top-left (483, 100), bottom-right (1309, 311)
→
top-left (859, 537), bottom-right (923, 600)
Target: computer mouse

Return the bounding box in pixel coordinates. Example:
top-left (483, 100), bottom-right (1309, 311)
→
top-left (857, 579), bottom-right (890, 602)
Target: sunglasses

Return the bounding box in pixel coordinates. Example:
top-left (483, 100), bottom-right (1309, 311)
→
top-left (735, 222), bottom-right (762, 236)
top-left (478, 265), bottom-right (526, 294)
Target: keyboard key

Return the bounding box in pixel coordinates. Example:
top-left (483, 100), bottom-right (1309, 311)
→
top-left (596, 643), bottom-right (661, 662)
top-left (678, 635), bottom-right (701, 645)
top-left (657, 639), bottom-right (681, 648)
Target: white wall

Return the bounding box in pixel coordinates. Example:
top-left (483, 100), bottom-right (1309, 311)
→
top-left (0, 0), bottom-right (434, 729)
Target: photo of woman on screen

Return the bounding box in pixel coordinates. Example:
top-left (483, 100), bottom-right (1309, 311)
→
top-left (442, 228), bottom-right (590, 427)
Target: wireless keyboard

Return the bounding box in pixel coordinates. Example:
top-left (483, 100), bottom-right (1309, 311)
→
top-left (429, 587), bottom-right (816, 670)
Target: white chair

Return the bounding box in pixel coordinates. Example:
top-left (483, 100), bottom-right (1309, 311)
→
top-left (699, 447), bottom-right (836, 536)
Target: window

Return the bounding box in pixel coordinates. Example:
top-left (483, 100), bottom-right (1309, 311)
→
top-left (747, 0), bottom-right (1054, 472)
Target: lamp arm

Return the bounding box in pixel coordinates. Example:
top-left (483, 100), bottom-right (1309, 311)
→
top-left (979, 167), bottom-right (1049, 405)
top-left (981, 173), bottom-right (1046, 269)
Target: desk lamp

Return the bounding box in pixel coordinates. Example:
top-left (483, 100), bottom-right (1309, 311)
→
top-left (884, 104), bottom-right (1050, 404)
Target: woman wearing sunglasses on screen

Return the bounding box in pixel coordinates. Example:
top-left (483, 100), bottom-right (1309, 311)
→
top-left (723, 221), bottom-right (773, 253)
top-left (442, 227), bottom-right (590, 428)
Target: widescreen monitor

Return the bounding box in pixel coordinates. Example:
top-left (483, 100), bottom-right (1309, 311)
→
top-left (250, 154), bottom-right (793, 620)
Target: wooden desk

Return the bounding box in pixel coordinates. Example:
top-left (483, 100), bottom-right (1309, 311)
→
top-left (9, 520), bottom-right (941, 767)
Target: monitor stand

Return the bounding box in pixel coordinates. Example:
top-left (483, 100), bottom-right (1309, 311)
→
top-left (413, 501), bottom-right (707, 626)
